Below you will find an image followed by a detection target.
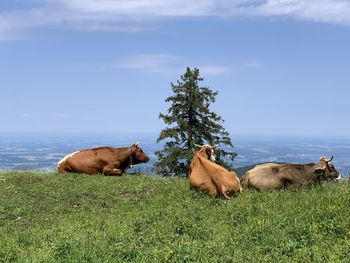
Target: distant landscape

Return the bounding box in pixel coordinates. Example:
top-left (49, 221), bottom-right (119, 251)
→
top-left (0, 133), bottom-right (349, 178)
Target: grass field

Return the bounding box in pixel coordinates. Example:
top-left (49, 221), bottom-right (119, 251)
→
top-left (0, 172), bottom-right (349, 262)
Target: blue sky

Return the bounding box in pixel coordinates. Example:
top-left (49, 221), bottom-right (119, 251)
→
top-left (1, 0), bottom-right (350, 137)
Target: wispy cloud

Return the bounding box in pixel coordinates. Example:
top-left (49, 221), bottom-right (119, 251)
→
top-left (70, 24), bottom-right (146, 32)
top-left (54, 0), bottom-right (350, 26)
top-left (247, 0), bottom-right (350, 26)
top-left (0, 13), bottom-right (26, 40)
top-left (0, 8), bottom-right (70, 40)
top-left (241, 61), bottom-right (265, 69)
top-left (115, 54), bottom-right (180, 72)
top-left (58, 0), bottom-right (219, 17)
top-left (198, 66), bottom-right (234, 76)
top-left (20, 112), bottom-right (67, 119)
top-left (21, 113), bottom-right (32, 119)
top-left (1, 0), bottom-right (350, 40)
top-left (114, 53), bottom-right (264, 76)
top-left (187, 61), bottom-right (264, 76)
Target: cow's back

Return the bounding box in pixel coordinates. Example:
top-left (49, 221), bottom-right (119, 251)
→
top-left (59, 147), bottom-right (117, 174)
top-left (244, 163), bottom-right (316, 190)
top-left (189, 161), bottom-right (218, 197)
top-left (244, 163), bottom-right (285, 190)
top-left (67, 148), bottom-right (100, 174)
top-left (189, 156), bottom-right (241, 197)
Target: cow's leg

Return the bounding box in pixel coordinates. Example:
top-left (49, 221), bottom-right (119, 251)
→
top-left (218, 185), bottom-right (231, 199)
top-left (208, 189), bottom-right (217, 198)
top-left (209, 177), bottom-right (224, 198)
top-left (221, 190), bottom-right (230, 199)
top-left (103, 166), bottom-right (123, 176)
top-left (207, 185), bottom-right (218, 198)
top-left (286, 182), bottom-right (300, 191)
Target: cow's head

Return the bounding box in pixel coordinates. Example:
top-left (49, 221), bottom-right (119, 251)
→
top-left (130, 142), bottom-right (150, 164)
top-left (194, 144), bottom-right (217, 162)
top-left (314, 156), bottom-right (341, 181)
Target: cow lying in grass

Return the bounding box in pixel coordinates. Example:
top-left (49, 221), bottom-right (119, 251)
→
top-left (241, 156), bottom-right (341, 191)
top-left (188, 144), bottom-right (242, 198)
top-left (57, 142), bottom-right (149, 176)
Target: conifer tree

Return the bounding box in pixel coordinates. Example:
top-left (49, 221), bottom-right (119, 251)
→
top-left (154, 67), bottom-right (236, 177)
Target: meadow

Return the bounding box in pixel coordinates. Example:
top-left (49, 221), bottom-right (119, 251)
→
top-left (0, 172), bottom-right (349, 262)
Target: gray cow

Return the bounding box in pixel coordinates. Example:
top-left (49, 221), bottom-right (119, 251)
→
top-left (241, 156), bottom-right (341, 191)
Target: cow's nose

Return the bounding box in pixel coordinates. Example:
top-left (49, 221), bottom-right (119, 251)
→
top-left (335, 173), bottom-right (342, 181)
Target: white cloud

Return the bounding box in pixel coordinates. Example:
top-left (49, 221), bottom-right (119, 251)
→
top-left (1, 0), bottom-right (350, 40)
top-left (115, 54), bottom-right (180, 71)
top-left (0, 9), bottom-right (70, 40)
top-left (241, 61), bottom-right (265, 69)
top-left (115, 53), bottom-right (263, 75)
top-left (20, 112), bottom-right (66, 119)
top-left (58, 0), bottom-right (219, 17)
top-left (70, 24), bottom-right (146, 32)
top-left (55, 0), bottom-right (350, 26)
top-left (115, 54), bottom-right (234, 75)
top-left (193, 61), bottom-right (264, 75)
top-left (199, 66), bottom-right (234, 76)
top-left (21, 113), bottom-right (32, 118)
top-left (249, 0), bottom-right (350, 25)
top-left (0, 13), bottom-right (27, 40)
top-left (0, 17), bottom-right (12, 40)
top-left (49, 113), bottom-right (67, 119)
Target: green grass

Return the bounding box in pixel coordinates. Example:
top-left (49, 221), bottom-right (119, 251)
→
top-left (0, 172), bottom-right (349, 262)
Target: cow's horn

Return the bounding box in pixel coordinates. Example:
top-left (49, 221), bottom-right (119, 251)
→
top-left (326, 156), bottom-right (334, 162)
top-left (134, 142), bottom-right (139, 146)
top-left (212, 144), bottom-right (219, 149)
top-left (194, 143), bottom-right (202, 148)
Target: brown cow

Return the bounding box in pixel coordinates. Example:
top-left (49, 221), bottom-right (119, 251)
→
top-left (188, 144), bottom-right (242, 199)
top-left (241, 156), bottom-right (341, 191)
top-left (57, 142), bottom-right (149, 176)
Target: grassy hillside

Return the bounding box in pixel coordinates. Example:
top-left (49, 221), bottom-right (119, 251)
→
top-left (0, 172), bottom-right (349, 262)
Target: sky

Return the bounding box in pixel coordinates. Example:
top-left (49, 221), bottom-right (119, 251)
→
top-left (1, 0), bottom-right (350, 137)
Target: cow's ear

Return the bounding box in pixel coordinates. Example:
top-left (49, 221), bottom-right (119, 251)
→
top-left (205, 148), bottom-right (212, 156)
top-left (131, 142), bottom-right (139, 148)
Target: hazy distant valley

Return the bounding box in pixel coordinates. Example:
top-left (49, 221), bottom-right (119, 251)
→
top-left (0, 133), bottom-right (349, 178)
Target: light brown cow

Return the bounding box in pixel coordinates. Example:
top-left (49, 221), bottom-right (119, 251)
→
top-left (57, 142), bottom-right (149, 176)
top-left (241, 156), bottom-right (341, 191)
top-left (188, 144), bottom-right (242, 198)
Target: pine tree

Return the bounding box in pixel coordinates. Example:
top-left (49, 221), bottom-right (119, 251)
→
top-left (154, 67), bottom-right (236, 177)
